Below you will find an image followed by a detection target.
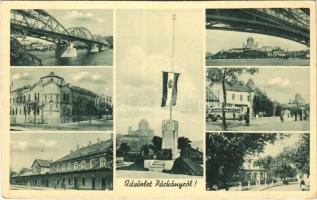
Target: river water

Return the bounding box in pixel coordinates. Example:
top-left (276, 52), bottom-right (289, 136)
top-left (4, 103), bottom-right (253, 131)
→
top-left (30, 49), bottom-right (113, 66)
top-left (206, 58), bottom-right (309, 66)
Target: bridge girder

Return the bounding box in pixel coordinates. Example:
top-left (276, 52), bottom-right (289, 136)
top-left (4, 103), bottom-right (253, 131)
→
top-left (10, 9), bottom-right (107, 46)
top-left (206, 9), bottom-right (310, 46)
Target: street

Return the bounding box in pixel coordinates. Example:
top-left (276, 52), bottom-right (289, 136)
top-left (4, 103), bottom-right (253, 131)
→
top-left (10, 119), bottom-right (113, 131)
top-left (206, 117), bottom-right (309, 131)
top-left (261, 183), bottom-right (309, 191)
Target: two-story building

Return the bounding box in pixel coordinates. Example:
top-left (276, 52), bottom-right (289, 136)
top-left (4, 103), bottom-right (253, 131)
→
top-left (10, 138), bottom-right (113, 190)
top-left (206, 81), bottom-right (254, 116)
top-left (10, 72), bottom-right (112, 125)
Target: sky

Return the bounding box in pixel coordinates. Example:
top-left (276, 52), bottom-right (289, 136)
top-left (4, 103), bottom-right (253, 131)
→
top-left (48, 9), bottom-right (113, 37)
top-left (10, 133), bottom-right (112, 172)
top-left (116, 10), bottom-right (204, 141)
top-left (206, 30), bottom-right (308, 54)
top-left (23, 10), bottom-right (113, 44)
top-left (259, 133), bottom-right (303, 158)
top-left (239, 68), bottom-right (310, 104)
top-left (11, 68), bottom-right (113, 97)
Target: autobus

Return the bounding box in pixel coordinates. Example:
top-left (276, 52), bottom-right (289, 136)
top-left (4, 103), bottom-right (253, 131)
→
top-left (206, 106), bottom-right (245, 122)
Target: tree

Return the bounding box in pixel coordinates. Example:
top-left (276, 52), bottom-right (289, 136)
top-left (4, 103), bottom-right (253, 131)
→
top-left (206, 133), bottom-right (278, 188)
top-left (151, 136), bottom-right (162, 155)
top-left (178, 137), bottom-right (192, 157)
top-left (253, 88), bottom-right (274, 117)
top-left (10, 168), bottom-right (18, 177)
top-left (19, 167), bottom-right (31, 175)
top-left (140, 144), bottom-right (151, 158)
top-left (117, 142), bottom-right (131, 157)
top-left (290, 133), bottom-right (309, 175)
top-left (273, 149), bottom-right (297, 181)
top-left (206, 68), bottom-right (258, 129)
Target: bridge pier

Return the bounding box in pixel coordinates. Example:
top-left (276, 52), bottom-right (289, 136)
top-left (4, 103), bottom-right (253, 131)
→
top-left (88, 44), bottom-right (99, 53)
top-left (55, 43), bottom-right (77, 58)
top-left (99, 44), bottom-right (108, 51)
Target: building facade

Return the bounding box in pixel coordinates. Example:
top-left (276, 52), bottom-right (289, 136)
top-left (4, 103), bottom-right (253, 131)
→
top-left (10, 72), bottom-right (112, 125)
top-left (10, 139), bottom-right (113, 190)
top-left (128, 119), bottom-right (154, 138)
top-left (206, 81), bottom-right (254, 115)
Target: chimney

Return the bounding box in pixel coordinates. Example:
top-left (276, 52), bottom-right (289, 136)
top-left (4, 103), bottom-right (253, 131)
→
top-left (76, 145), bottom-right (80, 150)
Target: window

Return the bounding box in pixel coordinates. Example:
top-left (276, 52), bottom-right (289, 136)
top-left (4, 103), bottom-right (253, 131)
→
top-left (62, 164), bottom-right (66, 171)
top-left (232, 94), bottom-right (235, 100)
top-left (240, 94), bottom-right (243, 101)
top-left (20, 108), bottom-right (21, 115)
top-left (247, 95), bottom-right (250, 102)
top-left (37, 107), bottom-right (39, 115)
top-left (56, 95), bottom-right (59, 108)
top-left (81, 160), bottom-right (86, 169)
top-left (100, 157), bottom-right (106, 167)
top-left (81, 178), bottom-right (85, 186)
top-left (67, 163), bottom-right (72, 171)
top-left (28, 94), bottom-right (30, 101)
top-left (45, 95), bottom-right (47, 103)
top-left (34, 93), bottom-right (37, 101)
top-left (74, 162), bottom-right (78, 170)
top-left (68, 178), bottom-right (71, 185)
top-left (90, 158), bottom-right (95, 169)
top-left (38, 93), bottom-right (40, 101)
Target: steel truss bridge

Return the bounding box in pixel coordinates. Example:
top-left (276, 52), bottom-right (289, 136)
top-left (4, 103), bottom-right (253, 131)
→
top-left (206, 8), bottom-right (310, 46)
top-left (10, 9), bottom-right (109, 49)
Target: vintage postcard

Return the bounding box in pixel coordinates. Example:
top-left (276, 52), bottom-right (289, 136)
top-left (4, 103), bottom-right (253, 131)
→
top-left (0, 1), bottom-right (316, 199)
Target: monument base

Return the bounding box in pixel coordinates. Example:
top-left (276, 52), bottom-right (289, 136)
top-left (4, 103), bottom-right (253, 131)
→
top-left (144, 160), bottom-right (175, 172)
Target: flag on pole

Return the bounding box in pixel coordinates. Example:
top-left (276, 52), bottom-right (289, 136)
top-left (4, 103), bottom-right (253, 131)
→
top-left (161, 71), bottom-right (180, 107)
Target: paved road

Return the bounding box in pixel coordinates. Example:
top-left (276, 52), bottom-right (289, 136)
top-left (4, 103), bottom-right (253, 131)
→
top-left (262, 183), bottom-right (308, 191)
top-left (11, 119), bottom-right (113, 131)
top-left (206, 117), bottom-right (309, 131)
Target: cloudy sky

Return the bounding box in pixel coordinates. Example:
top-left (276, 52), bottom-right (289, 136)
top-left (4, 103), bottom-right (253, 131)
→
top-left (10, 133), bottom-right (111, 172)
top-left (206, 30), bottom-right (308, 54)
top-left (116, 10), bottom-right (204, 141)
top-left (48, 9), bottom-right (113, 37)
top-left (239, 68), bottom-right (310, 104)
top-left (259, 133), bottom-right (304, 158)
top-left (11, 68), bottom-right (113, 97)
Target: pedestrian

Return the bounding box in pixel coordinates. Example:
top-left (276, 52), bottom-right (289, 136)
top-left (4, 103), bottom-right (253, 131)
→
top-left (280, 109), bottom-right (284, 122)
top-left (300, 108), bottom-right (303, 121)
top-left (245, 107), bottom-right (250, 126)
top-left (300, 180), bottom-right (306, 191)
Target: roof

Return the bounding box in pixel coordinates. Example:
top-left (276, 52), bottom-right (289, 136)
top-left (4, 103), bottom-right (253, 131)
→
top-left (71, 85), bottom-right (98, 97)
top-left (11, 85), bottom-right (32, 93)
top-left (52, 140), bottom-right (112, 164)
top-left (32, 159), bottom-right (51, 168)
top-left (225, 81), bottom-right (252, 93)
top-left (40, 72), bottom-right (64, 81)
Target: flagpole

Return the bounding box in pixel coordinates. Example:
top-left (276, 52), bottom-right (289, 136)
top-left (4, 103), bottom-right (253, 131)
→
top-left (170, 13), bottom-right (176, 121)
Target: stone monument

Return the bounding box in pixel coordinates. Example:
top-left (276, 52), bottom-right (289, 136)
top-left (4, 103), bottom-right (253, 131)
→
top-left (162, 120), bottom-right (179, 159)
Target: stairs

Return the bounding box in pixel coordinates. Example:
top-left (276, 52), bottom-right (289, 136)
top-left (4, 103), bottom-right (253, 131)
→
top-left (149, 160), bottom-right (165, 172)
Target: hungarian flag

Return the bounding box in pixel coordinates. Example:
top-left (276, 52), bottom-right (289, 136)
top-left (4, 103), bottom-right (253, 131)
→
top-left (161, 71), bottom-right (180, 107)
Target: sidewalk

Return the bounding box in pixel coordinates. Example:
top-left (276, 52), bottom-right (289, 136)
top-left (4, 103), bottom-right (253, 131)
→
top-left (11, 119), bottom-right (113, 131)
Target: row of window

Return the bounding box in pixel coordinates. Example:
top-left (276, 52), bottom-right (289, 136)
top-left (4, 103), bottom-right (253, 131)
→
top-left (51, 157), bottom-right (109, 173)
top-left (11, 93), bottom-right (40, 104)
top-left (10, 107), bottom-right (40, 116)
top-left (231, 93), bottom-right (251, 102)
